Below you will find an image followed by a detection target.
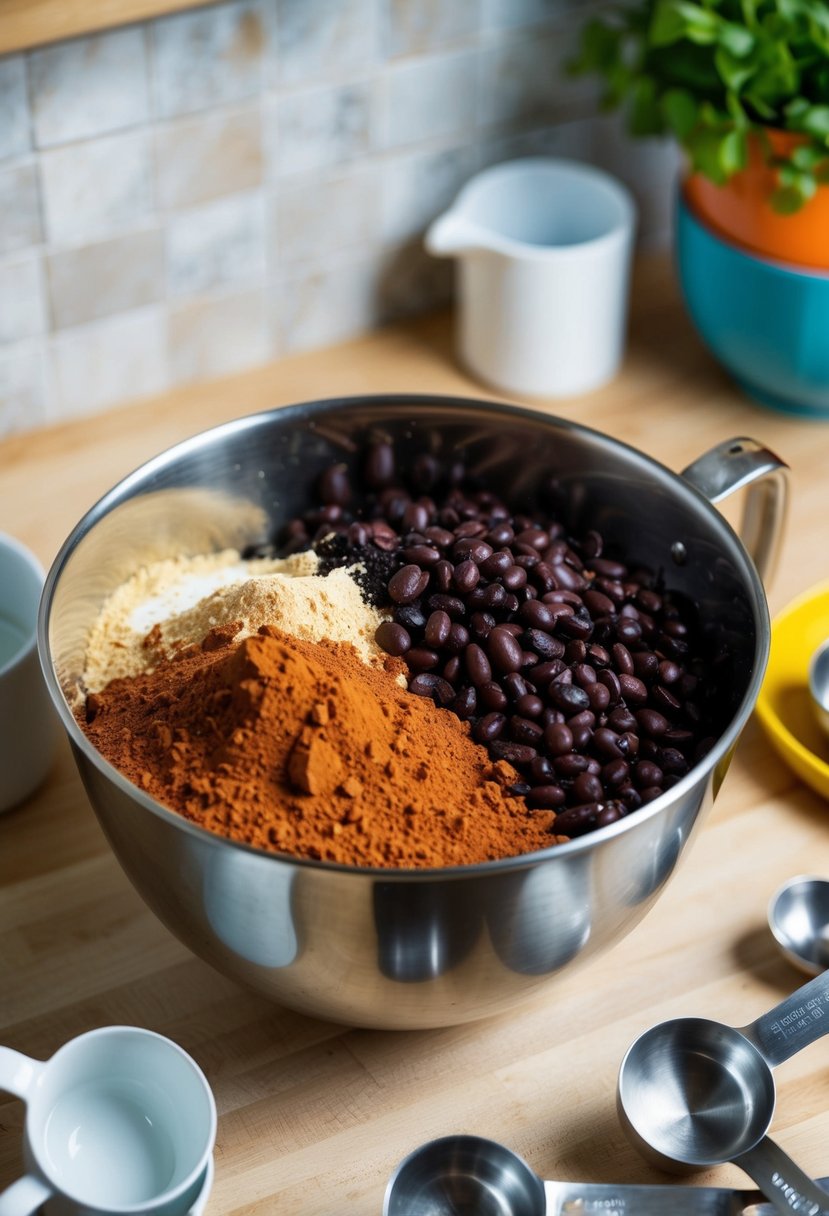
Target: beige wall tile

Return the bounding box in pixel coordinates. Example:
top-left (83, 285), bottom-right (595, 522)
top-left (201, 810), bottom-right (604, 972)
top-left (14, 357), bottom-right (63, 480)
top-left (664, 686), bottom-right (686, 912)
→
top-left (154, 106), bottom-right (263, 210)
top-left (0, 342), bottom-right (49, 436)
top-left (30, 28), bottom-right (149, 149)
top-left (0, 255), bottom-right (46, 345)
top-left (275, 166), bottom-right (379, 265)
top-left (277, 254), bottom-right (380, 353)
top-left (47, 229), bottom-right (165, 330)
top-left (479, 26), bottom-right (597, 128)
top-left (151, 0), bottom-right (268, 119)
top-left (50, 307), bottom-right (167, 416)
top-left (40, 131), bottom-right (153, 246)
top-left (275, 0), bottom-right (379, 85)
top-left (267, 82), bottom-right (374, 177)
top-left (387, 0), bottom-right (480, 57)
top-left (0, 56), bottom-right (30, 161)
top-left (0, 162), bottom-right (42, 255)
top-left (381, 143), bottom-right (475, 243)
top-left (169, 288), bottom-right (271, 383)
top-left (381, 50), bottom-right (478, 148)
top-left (165, 191), bottom-right (266, 297)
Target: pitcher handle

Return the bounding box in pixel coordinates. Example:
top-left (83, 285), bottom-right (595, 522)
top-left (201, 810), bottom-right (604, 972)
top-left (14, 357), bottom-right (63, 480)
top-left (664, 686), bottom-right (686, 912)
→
top-left (0, 1176), bottom-right (54, 1216)
top-left (681, 438), bottom-right (789, 587)
top-left (0, 1047), bottom-right (42, 1100)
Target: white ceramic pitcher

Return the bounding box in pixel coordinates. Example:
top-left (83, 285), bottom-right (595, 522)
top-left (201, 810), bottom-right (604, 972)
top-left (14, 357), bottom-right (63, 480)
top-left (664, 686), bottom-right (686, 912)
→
top-left (425, 158), bottom-right (636, 399)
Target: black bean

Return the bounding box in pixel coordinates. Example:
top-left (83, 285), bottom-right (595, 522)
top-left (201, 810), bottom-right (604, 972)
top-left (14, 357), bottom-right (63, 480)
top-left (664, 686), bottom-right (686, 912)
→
top-left (443, 656), bottom-right (460, 682)
top-left (659, 747), bottom-right (689, 775)
top-left (527, 785), bottom-right (566, 809)
top-left (319, 463), bottom-right (351, 505)
top-left (453, 559), bottom-right (480, 592)
top-left (465, 643), bottom-right (492, 687)
top-left (490, 741), bottom-right (537, 765)
top-left (636, 708), bottom-right (670, 737)
top-left (584, 588), bottom-right (616, 617)
top-left (618, 674), bottom-right (648, 704)
top-left (640, 786), bottom-right (664, 804)
top-left (364, 442), bottom-right (395, 487)
top-left (424, 610), bottom-right (451, 648)
top-left (611, 642), bottom-right (634, 675)
top-left (607, 706), bottom-right (636, 733)
top-left (446, 623), bottom-right (469, 652)
top-left (432, 559), bottom-right (453, 592)
top-left (473, 712), bottom-right (506, 743)
top-left (596, 803), bottom-right (624, 828)
top-left (602, 758), bottom-right (629, 787)
top-left (554, 803), bottom-right (603, 837)
top-left (479, 680), bottom-right (507, 712)
top-left (544, 723), bottom-right (574, 755)
top-left (427, 594), bottom-right (466, 619)
top-left (632, 651), bottom-right (659, 681)
top-left (587, 683), bottom-right (611, 712)
top-left (554, 753), bottom-right (589, 778)
top-left (407, 648), bottom-right (439, 671)
top-left (548, 682), bottom-right (590, 714)
top-left (573, 772), bottom-right (604, 803)
top-left (503, 565), bottom-right (528, 591)
top-left (598, 669), bottom-right (621, 704)
top-left (511, 717), bottom-right (544, 746)
top-left (403, 502), bottom-right (430, 533)
top-left (470, 612), bottom-right (496, 641)
top-left (409, 674), bottom-right (454, 705)
top-left (394, 603), bottom-right (426, 631)
top-left (589, 558), bottom-right (628, 579)
top-left (488, 626), bottom-right (523, 674)
top-left (529, 755), bottom-right (555, 782)
top-left (404, 544), bottom-right (441, 566)
top-left (634, 761), bottom-right (664, 789)
top-left (573, 662), bottom-right (597, 687)
top-left (389, 564), bottom-right (429, 604)
top-left (375, 620), bottom-right (411, 656)
top-left (515, 693), bottom-right (543, 719)
top-left (522, 628), bottom-right (564, 660)
top-left (652, 684), bottom-right (682, 714)
top-left (449, 690), bottom-right (474, 715)
top-left (593, 726), bottom-right (623, 759)
top-left (616, 618), bottom-right (642, 644)
top-left (503, 672), bottom-right (530, 701)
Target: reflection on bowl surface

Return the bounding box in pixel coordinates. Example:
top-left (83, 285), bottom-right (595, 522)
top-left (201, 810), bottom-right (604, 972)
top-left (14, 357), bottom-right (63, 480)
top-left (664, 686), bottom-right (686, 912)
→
top-left (676, 195), bottom-right (829, 418)
top-left (40, 396), bottom-right (770, 1027)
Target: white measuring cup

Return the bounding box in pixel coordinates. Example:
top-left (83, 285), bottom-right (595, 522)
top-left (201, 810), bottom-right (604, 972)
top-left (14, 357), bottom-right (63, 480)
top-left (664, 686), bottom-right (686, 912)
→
top-left (0, 1026), bottom-right (216, 1216)
top-left (425, 158), bottom-right (636, 399)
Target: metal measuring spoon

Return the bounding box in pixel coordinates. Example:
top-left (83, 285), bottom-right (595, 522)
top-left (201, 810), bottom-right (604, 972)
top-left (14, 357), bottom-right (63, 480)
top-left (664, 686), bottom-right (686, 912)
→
top-left (383, 1134), bottom-right (829, 1216)
top-left (618, 968), bottom-right (829, 1215)
top-left (769, 876), bottom-right (829, 976)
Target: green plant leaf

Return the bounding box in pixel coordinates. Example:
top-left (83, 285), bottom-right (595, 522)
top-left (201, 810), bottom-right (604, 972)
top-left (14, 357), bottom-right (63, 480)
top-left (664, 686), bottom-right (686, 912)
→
top-left (650, 0), bottom-right (721, 47)
top-left (661, 86), bottom-right (700, 135)
top-left (718, 21), bottom-right (756, 55)
top-left (720, 127), bottom-right (749, 171)
top-left (715, 44), bottom-right (758, 88)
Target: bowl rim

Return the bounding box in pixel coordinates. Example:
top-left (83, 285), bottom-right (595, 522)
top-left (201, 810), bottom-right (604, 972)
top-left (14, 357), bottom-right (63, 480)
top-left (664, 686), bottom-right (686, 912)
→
top-left (677, 190), bottom-right (829, 282)
top-left (38, 392), bottom-right (771, 878)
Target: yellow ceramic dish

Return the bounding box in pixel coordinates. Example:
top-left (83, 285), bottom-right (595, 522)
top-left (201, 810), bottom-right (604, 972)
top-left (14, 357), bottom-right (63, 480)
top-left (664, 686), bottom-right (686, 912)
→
top-left (756, 581), bottom-right (829, 800)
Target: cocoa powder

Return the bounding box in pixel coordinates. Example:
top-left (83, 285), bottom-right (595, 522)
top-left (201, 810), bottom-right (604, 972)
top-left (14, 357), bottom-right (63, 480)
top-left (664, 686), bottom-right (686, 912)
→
top-left (82, 625), bottom-right (568, 868)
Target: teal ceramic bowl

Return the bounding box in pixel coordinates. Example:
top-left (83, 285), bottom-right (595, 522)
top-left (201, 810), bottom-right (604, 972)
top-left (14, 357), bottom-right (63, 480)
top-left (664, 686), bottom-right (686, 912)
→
top-left (676, 195), bottom-right (829, 417)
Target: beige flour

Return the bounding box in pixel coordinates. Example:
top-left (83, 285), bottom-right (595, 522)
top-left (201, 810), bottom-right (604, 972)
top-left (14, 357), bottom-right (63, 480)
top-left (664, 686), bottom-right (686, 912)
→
top-left (83, 548), bottom-right (391, 693)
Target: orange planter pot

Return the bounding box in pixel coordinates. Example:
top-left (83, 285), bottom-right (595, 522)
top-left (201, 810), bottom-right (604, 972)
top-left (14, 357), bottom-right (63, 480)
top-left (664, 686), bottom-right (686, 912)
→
top-left (684, 129), bottom-right (829, 270)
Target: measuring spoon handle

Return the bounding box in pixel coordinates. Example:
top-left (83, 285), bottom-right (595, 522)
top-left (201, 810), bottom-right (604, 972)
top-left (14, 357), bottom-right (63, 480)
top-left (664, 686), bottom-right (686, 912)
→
top-left (739, 970), bottom-right (829, 1067)
top-left (734, 1136), bottom-right (829, 1215)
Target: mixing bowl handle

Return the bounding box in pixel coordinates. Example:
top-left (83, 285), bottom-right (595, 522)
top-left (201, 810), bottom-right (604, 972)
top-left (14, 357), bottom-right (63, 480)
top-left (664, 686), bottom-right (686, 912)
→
top-left (681, 438), bottom-right (789, 586)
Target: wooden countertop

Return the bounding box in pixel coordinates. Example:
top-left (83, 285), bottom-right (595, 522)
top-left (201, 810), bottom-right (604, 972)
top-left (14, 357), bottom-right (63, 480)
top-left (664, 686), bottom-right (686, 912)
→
top-left (3, 256), bottom-right (829, 1212)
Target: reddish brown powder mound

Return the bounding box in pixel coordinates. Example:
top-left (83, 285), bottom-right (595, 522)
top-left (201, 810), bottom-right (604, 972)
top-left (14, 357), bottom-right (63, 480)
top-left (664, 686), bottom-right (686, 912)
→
top-left (81, 624), bottom-right (567, 868)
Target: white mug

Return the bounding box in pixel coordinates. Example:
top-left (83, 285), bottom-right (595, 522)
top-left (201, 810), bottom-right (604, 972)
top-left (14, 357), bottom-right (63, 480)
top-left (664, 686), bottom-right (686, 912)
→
top-left (0, 532), bottom-right (59, 811)
top-left (425, 157), bottom-right (637, 399)
top-left (0, 1026), bottom-right (217, 1216)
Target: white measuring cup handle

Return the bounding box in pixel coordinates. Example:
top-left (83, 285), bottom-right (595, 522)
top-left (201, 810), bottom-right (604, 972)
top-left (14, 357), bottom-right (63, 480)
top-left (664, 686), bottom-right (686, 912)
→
top-left (739, 969), bottom-right (829, 1067)
top-left (0, 1175), bottom-right (54, 1216)
top-left (0, 1046), bottom-right (43, 1100)
top-left (735, 1136), bottom-right (829, 1215)
top-left (0, 1048), bottom-right (53, 1216)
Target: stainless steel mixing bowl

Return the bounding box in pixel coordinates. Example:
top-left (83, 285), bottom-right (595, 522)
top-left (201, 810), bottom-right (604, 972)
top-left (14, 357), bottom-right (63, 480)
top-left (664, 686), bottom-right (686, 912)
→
top-left (38, 396), bottom-right (787, 1028)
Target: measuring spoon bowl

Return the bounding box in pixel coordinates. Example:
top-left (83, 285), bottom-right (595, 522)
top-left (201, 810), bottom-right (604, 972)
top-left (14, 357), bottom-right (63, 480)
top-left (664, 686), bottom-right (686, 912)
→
top-left (769, 876), bottom-right (829, 976)
top-left (384, 1134), bottom-right (829, 1216)
top-left (384, 1135), bottom-right (545, 1216)
top-left (618, 968), bottom-right (829, 1214)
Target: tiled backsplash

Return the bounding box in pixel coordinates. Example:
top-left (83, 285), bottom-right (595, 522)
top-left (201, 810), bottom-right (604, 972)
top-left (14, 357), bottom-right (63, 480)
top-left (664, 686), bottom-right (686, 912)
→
top-left (0, 0), bottom-right (678, 436)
